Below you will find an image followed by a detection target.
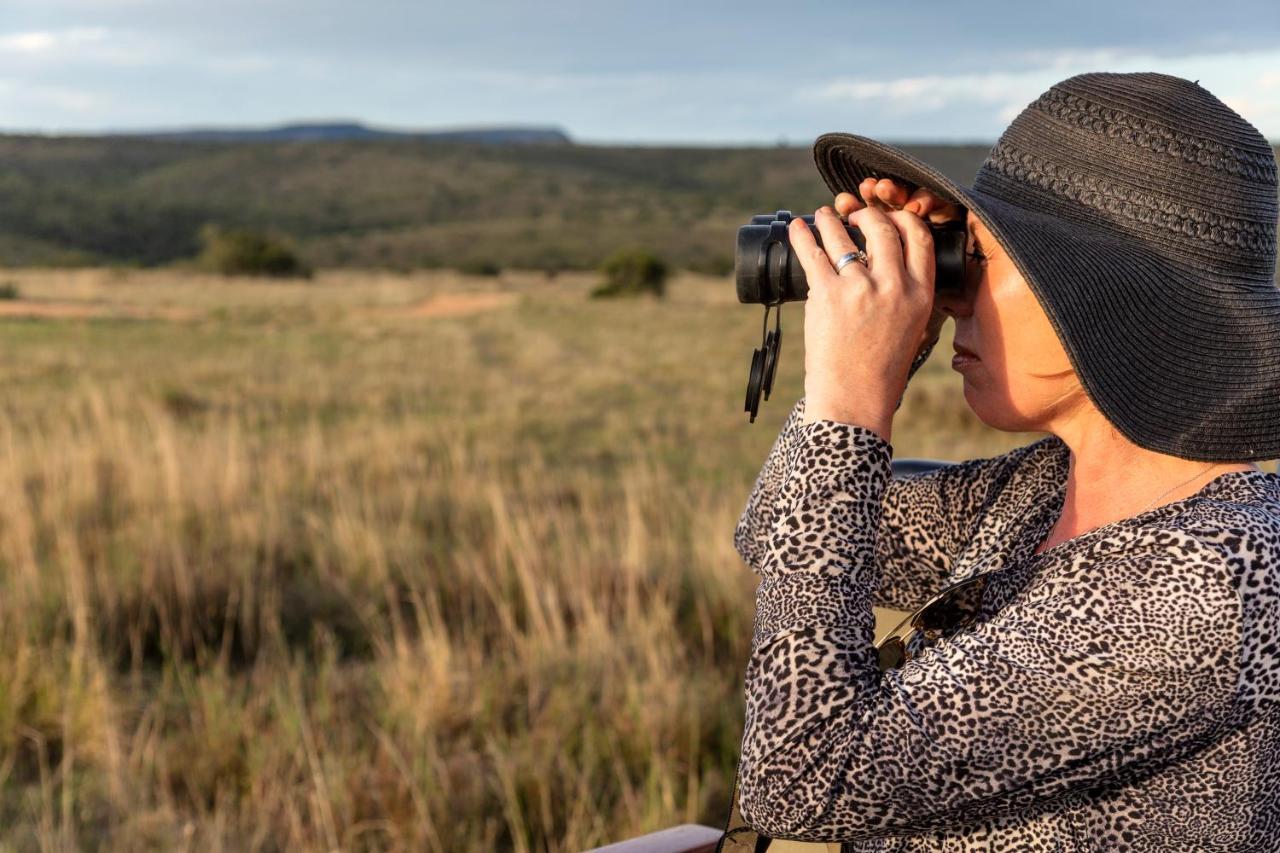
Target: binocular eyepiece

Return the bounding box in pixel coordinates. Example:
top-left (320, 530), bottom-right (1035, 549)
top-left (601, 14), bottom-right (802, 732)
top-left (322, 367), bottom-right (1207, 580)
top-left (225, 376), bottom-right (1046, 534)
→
top-left (735, 209), bottom-right (969, 422)
top-left (735, 209), bottom-right (968, 305)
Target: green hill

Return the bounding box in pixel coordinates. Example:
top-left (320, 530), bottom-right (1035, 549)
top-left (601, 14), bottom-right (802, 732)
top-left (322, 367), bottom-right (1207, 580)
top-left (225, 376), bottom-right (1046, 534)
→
top-left (8, 135), bottom-right (1272, 274)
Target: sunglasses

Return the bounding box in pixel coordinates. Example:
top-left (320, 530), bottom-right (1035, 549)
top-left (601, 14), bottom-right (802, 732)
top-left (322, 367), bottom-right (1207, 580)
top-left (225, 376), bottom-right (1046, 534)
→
top-left (714, 573), bottom-right (992, 851)
top-left (875, 573), bottom-right (990, 671)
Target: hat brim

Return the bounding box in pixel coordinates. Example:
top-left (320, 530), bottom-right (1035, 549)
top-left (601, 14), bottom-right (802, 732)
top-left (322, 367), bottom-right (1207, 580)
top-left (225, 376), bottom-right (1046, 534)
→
top-left (812, 132), bottom-right (1280, 460)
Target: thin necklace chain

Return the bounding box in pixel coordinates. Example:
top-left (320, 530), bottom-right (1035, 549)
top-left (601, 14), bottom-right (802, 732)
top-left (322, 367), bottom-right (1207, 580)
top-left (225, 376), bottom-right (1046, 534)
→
top-left (1003, 461), bottom-right (1223, 560)
top-left (1134, 461), bottom-right (1224, 515)
top-left (1028, 461), bottom-right (1226, 559)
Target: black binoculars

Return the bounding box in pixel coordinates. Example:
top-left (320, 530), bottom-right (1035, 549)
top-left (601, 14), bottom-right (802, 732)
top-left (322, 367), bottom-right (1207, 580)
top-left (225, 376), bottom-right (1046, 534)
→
top-left (735, 209), bottom-right (969, 422)
top-left (736, 209), bottom-right (969, 305)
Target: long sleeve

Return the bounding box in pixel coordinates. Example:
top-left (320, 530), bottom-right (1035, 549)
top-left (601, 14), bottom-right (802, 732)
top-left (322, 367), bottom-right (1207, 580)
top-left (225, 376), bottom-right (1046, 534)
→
top-left (736, 416), bottom-right (1243, 842)
top-left (737, 322), bottom-right (936, 581)
top-left (733, 394), bottom-right (1022, 613)
top-left (737, 325), bottom-right (936, 584)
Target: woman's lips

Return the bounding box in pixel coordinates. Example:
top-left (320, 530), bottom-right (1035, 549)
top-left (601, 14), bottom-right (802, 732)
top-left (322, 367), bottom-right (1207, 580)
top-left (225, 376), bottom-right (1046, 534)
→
top-left (952, 342), bottom-right (981, 370)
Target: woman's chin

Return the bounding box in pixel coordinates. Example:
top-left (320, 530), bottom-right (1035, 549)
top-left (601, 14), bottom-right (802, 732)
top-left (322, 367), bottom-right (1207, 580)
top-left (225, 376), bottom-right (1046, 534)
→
top-left (961, 382), bottom-right (987, 418)
top-left (964, 386), bottom-right (1047, 433)
top-left (962, 382), bottom-right (1010, 429)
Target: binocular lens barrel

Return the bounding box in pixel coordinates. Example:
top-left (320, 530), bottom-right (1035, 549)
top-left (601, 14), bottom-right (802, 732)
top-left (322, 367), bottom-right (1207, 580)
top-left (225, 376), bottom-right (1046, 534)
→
top-left (735, 210), bottom-right (968, 305)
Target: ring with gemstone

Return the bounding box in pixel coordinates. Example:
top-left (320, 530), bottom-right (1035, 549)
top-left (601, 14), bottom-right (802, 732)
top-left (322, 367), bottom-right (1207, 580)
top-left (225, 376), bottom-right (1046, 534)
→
top-left (834, 249), bottom-right (868, 273)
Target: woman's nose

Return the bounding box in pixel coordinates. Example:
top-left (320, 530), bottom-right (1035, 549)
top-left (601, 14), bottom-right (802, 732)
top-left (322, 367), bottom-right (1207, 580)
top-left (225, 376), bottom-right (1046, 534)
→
top-left (934, 283), bottom-right (974, 318)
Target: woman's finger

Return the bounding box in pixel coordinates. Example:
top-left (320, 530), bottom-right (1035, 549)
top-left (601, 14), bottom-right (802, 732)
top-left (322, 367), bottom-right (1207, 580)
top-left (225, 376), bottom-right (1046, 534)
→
top-left (905, 187), bottom-right (934, 216)
top-left (860, 177), bottom-right (886, 210)
top-left (833, 191), bottom-right (863, 218)
top-left (905, 187), bottom-right (966, 223)
top-left (787, 215), bottom-right (835, 290)
top-left (847, 205), bottom-right (905, 281)
top-left (813, 206), bottom-right (868, 281)
top-left (876, 178), bottom-right (911, 209)
top-left (885, 208), bottom-right (936, 295)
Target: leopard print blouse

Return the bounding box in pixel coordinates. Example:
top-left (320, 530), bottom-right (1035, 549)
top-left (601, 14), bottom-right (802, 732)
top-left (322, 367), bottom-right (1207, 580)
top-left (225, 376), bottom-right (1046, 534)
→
top-left (729, 395), bottom-right (1280, 851)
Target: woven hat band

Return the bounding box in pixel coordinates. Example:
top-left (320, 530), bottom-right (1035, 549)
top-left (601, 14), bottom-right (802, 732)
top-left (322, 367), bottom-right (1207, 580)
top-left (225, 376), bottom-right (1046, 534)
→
top-left (972, 77), bottom-right (1278, 284)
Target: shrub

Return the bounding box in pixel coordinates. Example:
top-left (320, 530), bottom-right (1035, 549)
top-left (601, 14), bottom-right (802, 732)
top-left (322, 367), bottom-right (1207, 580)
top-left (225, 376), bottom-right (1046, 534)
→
top-left (0, 281), bottom-right (19, 300)
top-left (196, 224), bottom-right (312, 278)
top-left (590, 248), bottom-right (668, 299)
top-left (458, 259), bottom-right (502, 277)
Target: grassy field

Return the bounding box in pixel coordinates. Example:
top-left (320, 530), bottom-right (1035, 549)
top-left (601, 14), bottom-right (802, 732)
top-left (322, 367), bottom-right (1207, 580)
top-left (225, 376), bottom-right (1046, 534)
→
top-left (0, 268), bottom-right (1271, 850)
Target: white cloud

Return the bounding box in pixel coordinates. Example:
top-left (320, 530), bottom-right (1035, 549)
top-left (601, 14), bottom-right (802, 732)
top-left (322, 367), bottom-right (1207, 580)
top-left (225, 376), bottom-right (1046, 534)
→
top-left (0, 26), bottom-right (163, 68)
top-left (1002, 46), bottom-right (1143, 71)
top-left (793, 46), bottom-right (1280, 139)
top-left (0, 27), bottom-right (110, 55)
top-left (803, 71), bottom-right (1034, 104)
top-left (798, 70), bottom-right (1053, 126)
top-left (0, 26), bottom-right (321, 79)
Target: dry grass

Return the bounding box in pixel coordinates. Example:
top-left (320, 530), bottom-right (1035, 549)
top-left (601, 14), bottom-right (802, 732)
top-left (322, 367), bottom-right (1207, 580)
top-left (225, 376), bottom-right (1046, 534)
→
top-left (0, 267), bottom-right (1269, 850)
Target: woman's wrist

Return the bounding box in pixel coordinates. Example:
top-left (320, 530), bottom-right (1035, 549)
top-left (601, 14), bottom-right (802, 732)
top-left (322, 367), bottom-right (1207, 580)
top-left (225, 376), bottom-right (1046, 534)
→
top-left (799, 404), bottom-right (893, 445)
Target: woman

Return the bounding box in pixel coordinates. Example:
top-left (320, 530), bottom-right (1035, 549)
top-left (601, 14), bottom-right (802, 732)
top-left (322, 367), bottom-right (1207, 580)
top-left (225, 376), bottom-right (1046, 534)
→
top-left (726, 71), bottom-right (1280, 851)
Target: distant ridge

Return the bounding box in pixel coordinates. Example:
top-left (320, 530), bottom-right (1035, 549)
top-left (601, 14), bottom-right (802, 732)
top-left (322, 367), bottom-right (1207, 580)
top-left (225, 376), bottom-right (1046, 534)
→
top-left (100, 121), bottom-right (573, 145)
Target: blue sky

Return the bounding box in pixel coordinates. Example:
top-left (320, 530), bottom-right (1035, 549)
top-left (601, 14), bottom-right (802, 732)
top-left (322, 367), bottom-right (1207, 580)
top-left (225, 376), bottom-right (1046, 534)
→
top-left (2, 0), bottom-right (1278, 145)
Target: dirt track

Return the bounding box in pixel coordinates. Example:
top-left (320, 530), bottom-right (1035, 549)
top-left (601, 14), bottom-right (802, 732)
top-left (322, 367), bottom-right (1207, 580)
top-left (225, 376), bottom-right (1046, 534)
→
top-left (405, 292), bottom-right (518, 318)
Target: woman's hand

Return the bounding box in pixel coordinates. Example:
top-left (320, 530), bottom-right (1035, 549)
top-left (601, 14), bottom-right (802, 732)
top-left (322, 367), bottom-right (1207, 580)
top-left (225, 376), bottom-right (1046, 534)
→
top-left (789, 185), bottom-right (941, 442)
top-left (840, 177), bottom-right (966, 375)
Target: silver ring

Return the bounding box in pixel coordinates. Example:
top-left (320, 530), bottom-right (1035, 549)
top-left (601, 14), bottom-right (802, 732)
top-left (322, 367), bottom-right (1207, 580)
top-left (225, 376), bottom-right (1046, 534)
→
top-left (834, 249), bottom-right (868, 274)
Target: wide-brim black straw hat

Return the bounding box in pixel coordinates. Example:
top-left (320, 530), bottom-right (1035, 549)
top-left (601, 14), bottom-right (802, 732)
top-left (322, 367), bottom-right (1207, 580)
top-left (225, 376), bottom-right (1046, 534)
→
top-left (813, 71), bottom-right (1279, 462)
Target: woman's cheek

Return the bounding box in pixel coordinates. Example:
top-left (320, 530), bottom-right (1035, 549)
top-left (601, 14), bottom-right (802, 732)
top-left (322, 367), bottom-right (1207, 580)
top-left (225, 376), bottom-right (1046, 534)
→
top-left (968, 358), bottom-right (1049, 432)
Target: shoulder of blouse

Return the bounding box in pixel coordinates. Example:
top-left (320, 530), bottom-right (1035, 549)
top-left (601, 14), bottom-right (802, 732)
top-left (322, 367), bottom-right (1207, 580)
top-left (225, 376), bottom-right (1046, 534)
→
top-left (1118, 470), bottom-right (1280, 553)
top-left (733, 395), bottom-right (1066, 580)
